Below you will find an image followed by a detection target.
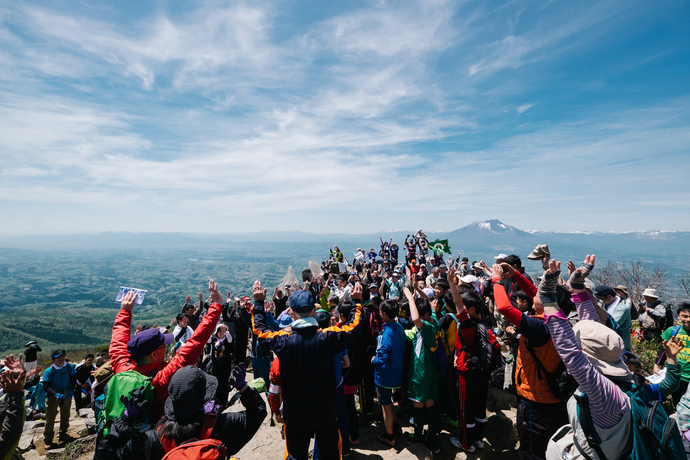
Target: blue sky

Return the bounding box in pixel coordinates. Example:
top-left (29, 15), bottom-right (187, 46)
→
top-left (1, 0), bottom-right (689, 236)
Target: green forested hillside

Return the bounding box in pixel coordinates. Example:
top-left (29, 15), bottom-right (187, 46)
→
top-left (0, 244), bottom-right (319, 356)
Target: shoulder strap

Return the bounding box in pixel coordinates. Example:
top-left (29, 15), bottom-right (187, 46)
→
top-left (523, 336), bottom-right (546, 380)
top-left (574, 392), bottom-right (609, 460)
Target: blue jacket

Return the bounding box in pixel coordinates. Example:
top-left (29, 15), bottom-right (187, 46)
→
top-left (373, 321), bottom-right (406, 389)
top-left (42, 364), bottom-right (76, 395)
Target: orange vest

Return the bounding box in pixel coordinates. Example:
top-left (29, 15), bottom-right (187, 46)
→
top-left (514, 315), bottom-right (564, 404)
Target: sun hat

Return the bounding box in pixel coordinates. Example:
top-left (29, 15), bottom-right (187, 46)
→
top-left (642, 288), bottom-right (659, 299)
top-left (573, 320), bottom-right (630, 377)
top-left (527, 244), bottom-right (550, 261)
top-left (165, 366), bottom-right (218, 421)
top-left (614, 285), bottom-right (629, 296)
top-left (277, 312), bottom-right (294, 329)
top-left (459, 275), bottom-right (481, 293)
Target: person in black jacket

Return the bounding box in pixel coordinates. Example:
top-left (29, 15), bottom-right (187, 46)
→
top-left (96, 365), bottom-right (265, 460)
top-left (23, 341), bottom-right (41, 372)
top-left (252, 281), bottom-right (363, 460)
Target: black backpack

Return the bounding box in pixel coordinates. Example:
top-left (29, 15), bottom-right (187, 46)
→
top-left (663, 307), bottom-right (675, 330)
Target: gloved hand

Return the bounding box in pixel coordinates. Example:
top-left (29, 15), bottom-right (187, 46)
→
top-left (67, 391), bottom-right (74, 400)
top-left (569, 254), bottom-right (595, 291)
top-left (538, 260), bottom-right (560, 304)
top-left (55, 393), bottom-right (64, 400)
top-left (120, 386), bottom-right (150, 420)
top-left (230, 364), bottom-right (247, 392)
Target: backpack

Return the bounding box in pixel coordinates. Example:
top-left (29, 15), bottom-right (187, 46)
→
top-left (663, 308), bottom-right (675, 330)
top-left (455, 316), bottom-right (497, 373)
top-left (576, 383), bottom-right (685, 460)
top-left (432, 329), bottom-right (449, 377)
top-left (161, 439), bottom-right (227, 460)
top-left (523, 338), bottom-right (578, 402)
top-left (364, 306), bottom-right (382, 349)
top-left (97, 370), bottom-right (155, 437)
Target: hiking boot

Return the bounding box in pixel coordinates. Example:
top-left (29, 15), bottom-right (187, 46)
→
top-left (377, 433), bottom-right (396, 447)
top-left (527, 244), bottom-right (550, 260)
top-left (450, 436), bottom-right (476, 453)
top-left (59, 434), bottom-right (76, 445)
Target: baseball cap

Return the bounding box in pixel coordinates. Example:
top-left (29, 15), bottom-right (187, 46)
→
top-left (594, 285), bottom-right (616, 298)
top-left (289, 290), bottom-right (315, 313)
top-left (127, 328), bottom-right (174, 361)
top-left (165, 366), bottom-right (218, 421)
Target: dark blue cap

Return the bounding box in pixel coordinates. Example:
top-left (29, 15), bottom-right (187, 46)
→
top-left (594, 285), bottom-right (616, 297)
top-left (289, 290), bottom-right (315, 313)
top-left (127, 328), bottom-right (174, 361)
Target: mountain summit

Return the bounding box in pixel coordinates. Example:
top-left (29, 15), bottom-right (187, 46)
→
top-left (462, 219), bottom-right (525, 235)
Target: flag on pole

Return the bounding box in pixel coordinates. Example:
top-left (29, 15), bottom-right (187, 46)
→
top-left (429, 239), bottom-right (451, 255)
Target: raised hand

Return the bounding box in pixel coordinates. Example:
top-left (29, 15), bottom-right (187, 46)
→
top-left (0, 354), bottom-right (25, 394)
top-left (539, 259), bottom-right (561, 300)
top-left (500, 262), bottom-right (516, 277)
top-left (121, 290), bottom-right (136, 312)
top-left (253, 280), bottom-right (267, 301)
top-left (209, 279), bottom-right (223, 305)
top-left (351, 282), bottom-right (363, 301)
top-left (447, 265), bottom-right (456, 282)
top-left (492, 263), bottom-right (504, 279)
top-left (568, 254), bottom-right (595, 291)
top-left (185, 295), bottom-right (192, 304)
top-left (664, 336), bottom-right (684, 360)
top-left (567, 260), bottom-right (576, 278)
top-left (230, 364), bottom-right (248, 391)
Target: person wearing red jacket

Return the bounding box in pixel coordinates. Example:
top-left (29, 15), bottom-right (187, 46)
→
top-left (492, 263), bottom-right (569, 460)
top-left (109, 279), bottom-right (223, 422)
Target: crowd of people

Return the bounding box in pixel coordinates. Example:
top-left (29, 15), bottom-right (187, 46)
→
top-left (2, 235), bottom-right (690, 460)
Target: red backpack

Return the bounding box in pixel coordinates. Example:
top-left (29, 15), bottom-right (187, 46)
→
top-left (160, 414), bottom-right (228, 460)
top-left (161, 439), bottom-right (227, 460)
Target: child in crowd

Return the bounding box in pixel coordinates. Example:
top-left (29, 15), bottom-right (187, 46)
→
top-left (372, 299), bottom-right (406, 447)
top-left (402, 286), bottom-right (441, 454)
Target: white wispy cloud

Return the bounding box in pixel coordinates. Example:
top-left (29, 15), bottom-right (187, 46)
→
top-left (0, 0), bottom-right (687, 235)
top-left (516, 103), bottom-right (536, 114)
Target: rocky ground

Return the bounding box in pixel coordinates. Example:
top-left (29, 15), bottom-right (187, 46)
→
top-left (14, 388), bottom-right (520, 460)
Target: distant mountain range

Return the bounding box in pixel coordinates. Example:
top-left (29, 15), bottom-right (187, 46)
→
top-left (1, 219), bottom-right (689, 272)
